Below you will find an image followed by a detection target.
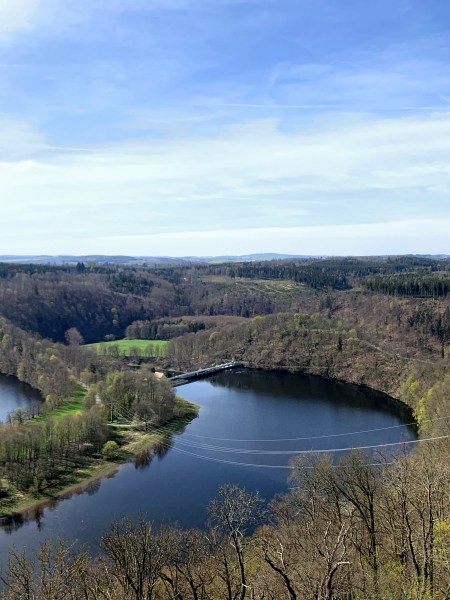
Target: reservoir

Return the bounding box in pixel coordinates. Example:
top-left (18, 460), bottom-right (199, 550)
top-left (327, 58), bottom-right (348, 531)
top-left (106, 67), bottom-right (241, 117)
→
top-left (0, 373), bottom-right (43, 423)
top-left (0, 369), bottom-right (416, 560)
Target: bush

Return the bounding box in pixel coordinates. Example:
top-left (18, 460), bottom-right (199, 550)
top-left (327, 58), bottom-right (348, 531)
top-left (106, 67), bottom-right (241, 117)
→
top-left (101, 441), bottom-right (119, 460)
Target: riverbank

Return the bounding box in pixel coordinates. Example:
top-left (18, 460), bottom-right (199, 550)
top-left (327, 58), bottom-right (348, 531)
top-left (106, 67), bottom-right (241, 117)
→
top-left (168, 313), bottom-right (448, 415)
top-left (0, 396), bottom-right (198, 521)
top-left (33, 384), bottom-right (87, 421)
top-left (0, 357), bottom-right (426, 525)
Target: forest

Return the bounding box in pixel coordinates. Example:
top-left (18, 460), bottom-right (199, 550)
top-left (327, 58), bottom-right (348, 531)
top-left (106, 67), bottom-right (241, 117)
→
top-left (1, 256), bottom-right (450, 344)
top-left (0, 316), bottom-right (195, 514)
top-left (1, 256), bottom-right (450, 598)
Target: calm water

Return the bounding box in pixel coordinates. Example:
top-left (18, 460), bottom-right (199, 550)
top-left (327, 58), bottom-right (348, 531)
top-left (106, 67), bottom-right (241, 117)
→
top-left (0, 374), bottom-right (43, 422)
top-left (0, 369), bottom-right (416, 561)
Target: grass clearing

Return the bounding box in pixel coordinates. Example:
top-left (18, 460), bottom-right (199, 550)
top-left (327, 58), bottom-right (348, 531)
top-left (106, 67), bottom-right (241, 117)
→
top-left (200, 276), bottom-right (307, 299)
top-left (85, 338), bottom-right (168, 357)
top-left (33, 385), bottom-right (87, 422)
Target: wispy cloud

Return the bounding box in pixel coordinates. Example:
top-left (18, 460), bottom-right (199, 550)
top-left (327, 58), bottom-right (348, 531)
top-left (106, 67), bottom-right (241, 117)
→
top-left (0, 0), bottom-right (39, 39)
top-left (224, 103), bottom-right (450, 112)
top-left (9, 219), bottom-right (450, 256)
top-left (1, 0), bottom-right (450, 255)
top-left (1, 108), bottom-right (450, 254)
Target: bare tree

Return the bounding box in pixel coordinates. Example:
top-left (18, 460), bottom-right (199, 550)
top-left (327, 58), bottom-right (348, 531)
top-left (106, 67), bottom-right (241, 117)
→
top-left (208, 484), bottom-right (265, 600)
top-left (0, 541), bottom-right (91, 600)
top-left (160, 528), bottom-right (213, 600)
top-left (100, 517), bottom-right (176, 600)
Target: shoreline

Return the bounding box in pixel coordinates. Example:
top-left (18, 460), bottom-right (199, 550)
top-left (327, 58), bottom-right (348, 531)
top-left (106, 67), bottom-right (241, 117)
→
top-left (0, 400), bottom-right (199, 524)
top-left (0, 363), bottom-right (420, 525)
top-left (244, 364), bottom-right (417, 416)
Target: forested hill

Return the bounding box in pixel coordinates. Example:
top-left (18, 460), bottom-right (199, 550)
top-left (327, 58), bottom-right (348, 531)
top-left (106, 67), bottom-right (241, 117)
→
top-left (1, 256), bottom-right (450, 345)
top-left (3, 257), bottom-right (450, 600)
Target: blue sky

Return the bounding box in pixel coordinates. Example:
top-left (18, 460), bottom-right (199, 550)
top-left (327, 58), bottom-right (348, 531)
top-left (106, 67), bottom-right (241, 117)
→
top-left (1, 0), bottom-right (450, 256)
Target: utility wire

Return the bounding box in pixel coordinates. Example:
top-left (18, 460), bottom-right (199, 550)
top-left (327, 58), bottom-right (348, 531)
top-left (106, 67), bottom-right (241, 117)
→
top-left (182, 422), bottom-right (416, 442)
top-left (122, 423), bottom-right (394, 470)
top-left (100, 396), bottom-right (450, 471)
top-left (172, 434), bottom-right (449, 455)
top-left (105, 405), bottom-right (450, 456)
top-left (107, 410), bottom-right (450, 471)
top-left (181, 413), bottom-right (450, 444)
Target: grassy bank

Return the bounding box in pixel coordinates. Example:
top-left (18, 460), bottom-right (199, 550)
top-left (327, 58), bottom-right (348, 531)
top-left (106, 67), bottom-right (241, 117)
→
top-left (33, 384), bottom-right (87, 422)
top-left (86, 338), bottom-right (168, 357)
top-left (0, 396), bottom-right (198, 519)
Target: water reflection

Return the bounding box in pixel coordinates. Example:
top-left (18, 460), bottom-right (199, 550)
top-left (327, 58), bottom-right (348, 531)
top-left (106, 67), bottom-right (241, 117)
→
top-left (154, 436), bottom-right (173, 459)
top-left (1, 512), bottom-right (25, 535)
top-left (209, 369), bottom-right (416, 437)
top-left (33, 506), bottom-right (45, 530)
top-left (134, 449), bottom-right (153, 470)
top-left (86, 479), bottom-right (102, 496)
top-left (0, 370), bottom-right (418, 563)
top-left (0, 477), bottom-right (108, 534)
top-left (0, 374), bottom-right (43, 422)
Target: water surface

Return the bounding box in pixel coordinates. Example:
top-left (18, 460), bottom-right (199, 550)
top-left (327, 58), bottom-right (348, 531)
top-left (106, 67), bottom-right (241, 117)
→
top-left (0, 370), bottom-right (416, 560)
top-left (0, 374), bottom-right (43, 422)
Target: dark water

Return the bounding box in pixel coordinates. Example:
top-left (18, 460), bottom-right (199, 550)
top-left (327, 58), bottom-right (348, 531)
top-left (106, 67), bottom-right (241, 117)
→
top-left (0, 370), bottom-right (416, 561)
top-left (0, 374), bottom-right (43, 422)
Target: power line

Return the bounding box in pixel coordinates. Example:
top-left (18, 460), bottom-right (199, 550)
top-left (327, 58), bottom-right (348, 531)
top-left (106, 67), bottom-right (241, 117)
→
top-left (99, 400), bottom-right (450, 471)
top-left (166, 445), bottom-right (392, 470)
top-left (127, 428), bottom-right (394, 470)
top-left (111, 413), bottom-right (449, 470)
top-left (182, 422), bottom-right (416, 443)
top-left (172, 434), bottom-right (449, 456)
top-left (181, 414), bottom-right (450, 444)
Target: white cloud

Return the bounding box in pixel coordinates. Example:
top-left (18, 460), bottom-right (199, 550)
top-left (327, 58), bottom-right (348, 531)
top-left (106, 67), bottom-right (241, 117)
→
top-left (92, 219), bottom-right (450, 256)
top-left (0, 0), bottom-right (40, 38)
top-left (1, 110), bottom-right (450, 254)
top-left (3, 219), bottom-right (449, 256)
top-left (0, 115), bottom-right (47, 160)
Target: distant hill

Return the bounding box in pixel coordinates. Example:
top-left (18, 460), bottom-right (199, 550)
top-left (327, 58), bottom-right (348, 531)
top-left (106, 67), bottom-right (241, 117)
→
top-left (184, 253), bottom-right (318, 263)
top-left (0, 253), bottom-right (316, 266)
top-left (0, 255), bottom-right (189, 266)
top-left (1, 253), bottom-right (448, 266)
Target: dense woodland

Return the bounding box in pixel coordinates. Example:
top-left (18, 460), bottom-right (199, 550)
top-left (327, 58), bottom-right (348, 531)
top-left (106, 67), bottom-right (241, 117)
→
top-left (124, 316), bottom-right (247, 341)
top-left (0, 316), bottom-right (187, 505)
top-left (1, 256), bottom-right (450, 344)
top-left (2, 257), bottom-right (450, 598)
top-left (364, 275), bottom-right (450, 297)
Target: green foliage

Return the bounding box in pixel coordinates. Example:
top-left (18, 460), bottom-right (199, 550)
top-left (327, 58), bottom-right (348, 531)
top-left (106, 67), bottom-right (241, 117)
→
top-left (95, 369), bottom-right (176, 425)
top-left (0, 257), bottom-right (450, 344)
top-left (107, 271), bottom-right (155, 296)
top-left (101, 440), bottom-right (119, 460)
top-left (415, 373), bottom-right (450, 435)
top-left (3, 450), bottom-right (450, 599)
top-left (86, 339), bottom-right (168, 358)
top-left (0, 407), bottom-right (108, 495)
top-left (365, 273), bottom-right (450, 297)
top-left (125, 317), bottom-right (207, 340)
top-left (34, 385), bottom-right (87, 422)
top-left (0, 317), bottom-right (74, 402)
top-left (400, 376), bottom-right (420, 408)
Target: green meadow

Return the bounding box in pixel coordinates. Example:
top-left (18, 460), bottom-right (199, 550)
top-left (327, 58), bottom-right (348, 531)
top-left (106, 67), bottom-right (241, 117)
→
top-left (85, 338), bottom-right (169, 357)
top-left (34, 384), bottom-right (87, 422)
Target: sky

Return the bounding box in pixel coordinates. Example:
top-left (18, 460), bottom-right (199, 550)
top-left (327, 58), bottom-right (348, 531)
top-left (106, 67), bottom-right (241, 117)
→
top-left (1, 0), bottom-right (450, 256)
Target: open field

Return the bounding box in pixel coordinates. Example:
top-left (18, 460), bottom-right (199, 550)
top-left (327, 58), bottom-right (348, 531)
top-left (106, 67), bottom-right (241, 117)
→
top-left (33, 385), bottom-right (87, 422)
top-left (85, 338), bottom-right (168, 357)
top-left (200, 276), bottom-right (307, 299)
